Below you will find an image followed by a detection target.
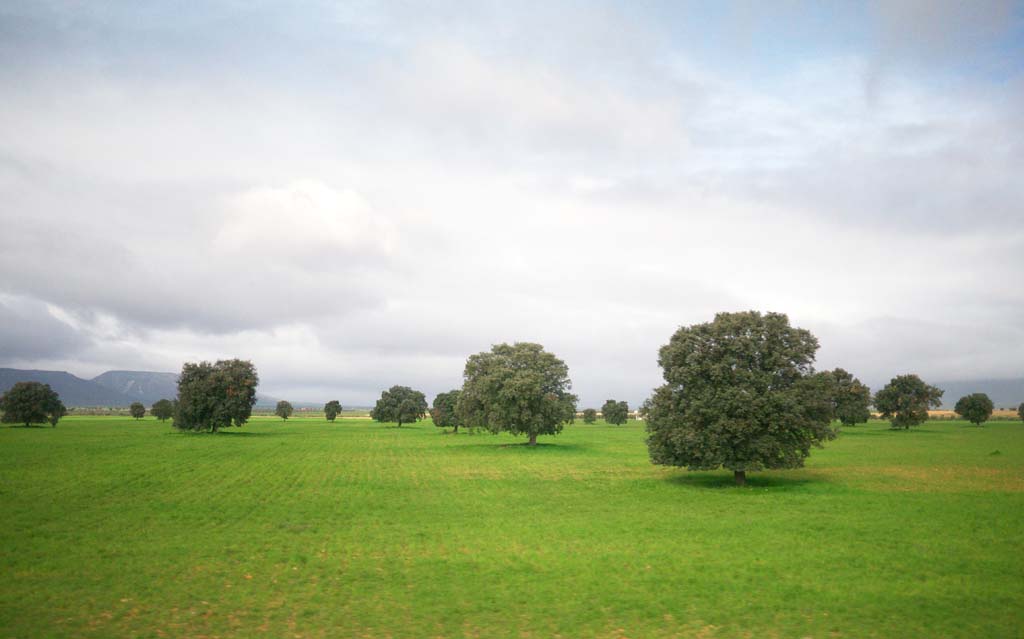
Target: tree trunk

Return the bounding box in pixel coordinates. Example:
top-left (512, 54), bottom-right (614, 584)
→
top-left (528, 432), bottom-right (538, 446)
top-left (453, 425), bottom-right (459, 434)
top-left (734, 470), bottom-right (746, 486)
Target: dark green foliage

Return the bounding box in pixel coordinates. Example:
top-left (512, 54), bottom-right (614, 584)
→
top-left (601, 400), bottom-right (629, 425)
top-left (431, 390), bottom-right (462, 433)
top-left (646, 311), bottom-right (837, 485)
top-left (173, 360), bottom-right (259, 432)
top-left (457, 342), bottom-right (577, 446)
top-left (825, 368), bottom-right (872, 426)
top-left (0, 382), bottom-right (66, 427)
top-left (151, 399), bottom-right (174, 421)
top-left (582, 408), bottom-right (598, 424)
top-left (324, 400), bottom-right (342, 422)
top-left (129, 402), bottom-right (146, 420)
top-left (370, 385), bottom-right (428, 427)
top-left (1018, 402), bottom-right (1024, 422)
top-left (638, 397), bottom-right (652, 421)
top-left (874, 374), bottom-right (944, 430)
top-left (275, 400), bottom-right (294, 421)
top-left (954, 393), bottom-right (994, 426)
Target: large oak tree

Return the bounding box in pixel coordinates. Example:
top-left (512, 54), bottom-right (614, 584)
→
top-left (173, 359), bottom-right (259, 432)
top-left (601, 399), bottom-right (629, 425)
top-left (371, 386), bottom-right (428, 427)
top-left (431, 390), bottom-right (462, 433)
top-left (824, 368), bottom-right (871, 427)
top-left (0, 382), bottom-right (66, 427)
top-left (646, 311), bottom-right (836, 485)
top-left (458, 342), bottom-right (577, 446)
top-left (151, 399), bottom-right (175, 421)
top-left (954, 393), bottom-right (994, 426)
top-left (324, 400), bottom-right (342, 422)
top-left (129, 402), bottom-right (146, 420)
top-left (275, 400), bottom-right (294, 421)
top-left (873, 374), bottom-right (943, 430)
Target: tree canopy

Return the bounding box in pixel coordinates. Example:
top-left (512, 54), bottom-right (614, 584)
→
top-left (324, 400), bottom-right (342, 422)
top-left (173, 359), bottom-right (259, 432)
top-left (824, 368), bottom-right (871, 427)
top-left (151, 399), bottom-right (175, 421)
top-left (582, 408), bottom-right (598, 424)
top-left (457, 342), bottom-right (577, 446)
top-left (646, 311), bottom-right (836, 485)
top-left (130, 402), bottom-right (146, 420)
top-left (275, 400), bottom-right (294, 421)
top-left (0, 381), bottom-right (67, 427)
top-left (431, 390), bottom-right (462, 433)
top-left (1019, 402), bottom-right (1024, 422)
top-left (874, 374), bottom-right (943, 430)
top-left (601, 400), bottom-right (629, 425)
top-left (954, 393), bottom-right (994, 426)
top-left (370, 385), bottom-right (428, 427)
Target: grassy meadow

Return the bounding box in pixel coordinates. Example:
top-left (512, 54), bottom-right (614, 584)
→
top-left (1, 415), bottom-right (1022, 638)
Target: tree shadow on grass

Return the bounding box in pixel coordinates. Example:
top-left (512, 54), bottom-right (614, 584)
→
top-left (447, 440), bottom-right (592, 455)
top-left (841, 426), bottom-right (944, 436)
top-left (165, 429), bottom-right (289, 437)
top-left (666, 471), bottom-right (825, 491)
top-left (836, 427), bottom-right (889, 437)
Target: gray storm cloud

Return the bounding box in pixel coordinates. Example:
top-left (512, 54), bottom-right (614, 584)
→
top-left (1, 1), bottom-right (1022, 405)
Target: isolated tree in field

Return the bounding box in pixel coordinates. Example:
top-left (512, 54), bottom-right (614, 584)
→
top-left (646, 311), bottom-right (836, 485)
top-left (324, 400), bottom-right (342, 422)
top-left (1019, 402), bottom-right (1024, 422)
top-left (0, 382), bottom-right (66, 427)
top-left (151, 399), bottom-right (174, 421)
top-left (954, 393), bottom-right (994, 426)
top-left (825, 368), bottom-right (872, 427)
top-left (173, 359), bottom-right (259, 432)
top-left (602, 400), bottom-right (630, 425)
top-left (431, 390), bottom-right (462, 433)
top-left (582, 408), bottom-right (598, 424)
top-left (873, 374), bottom-right (944, 430)
top-left (129, 402), bottom-right (146, 420)
top-left (275, 400), bottom-right (294, 421)
top-left (370, 385), bottom-right (428, 427)
top-left (458, 342), bottom-right (577, 446)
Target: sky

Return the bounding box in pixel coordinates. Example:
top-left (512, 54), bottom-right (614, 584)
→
top-left (1, 0), bottom-right (1023, 406)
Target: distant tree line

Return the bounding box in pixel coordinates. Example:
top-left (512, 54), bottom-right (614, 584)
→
top-left (4, 311), bottom-right (1021, 488)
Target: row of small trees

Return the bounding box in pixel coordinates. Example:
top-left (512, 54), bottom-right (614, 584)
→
top-left (127, 399), bottom-right (175, 421)
top-left (370, 343), bottom-right (577, 445)
top-left (1, 313), bottom-right (1020, 468)
top-left (362, 311), bottom-right (1022, 484)
top-left (579, 401), bottom-right (630, 424)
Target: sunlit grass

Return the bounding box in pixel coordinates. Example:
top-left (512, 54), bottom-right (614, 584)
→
top-left (0, 416), bottom-right (1021, 637)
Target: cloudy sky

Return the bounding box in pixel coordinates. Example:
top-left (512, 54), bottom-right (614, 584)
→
top-left (1, 1), bottom-right (1022, 406)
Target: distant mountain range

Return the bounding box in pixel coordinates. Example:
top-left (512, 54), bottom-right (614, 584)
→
top-left (92, 370), bottom-right (179, 404)
top-left (0, 368), bottom-right (280, 407)
top-left (3, 367), bottom-right (1021, 411)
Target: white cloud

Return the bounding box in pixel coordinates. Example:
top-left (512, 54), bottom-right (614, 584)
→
top-left (217, 180), bottom-right (397, 260)
top-left (1, 1), bottom-right (1022, 405)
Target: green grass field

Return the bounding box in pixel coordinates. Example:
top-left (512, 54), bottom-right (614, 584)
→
top-left (1, 416), bottom-right (1022, 638)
